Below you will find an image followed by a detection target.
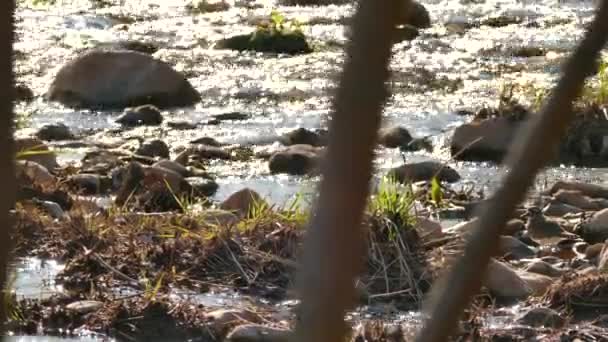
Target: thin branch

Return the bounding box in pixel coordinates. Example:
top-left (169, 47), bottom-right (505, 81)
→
top-left (416, 1), bottom-right (608, 341)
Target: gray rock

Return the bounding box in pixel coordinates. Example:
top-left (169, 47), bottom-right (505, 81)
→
top-left (32, 199), bottom-right (65, 219)
top-left (542, 200), bottom-right (583, 217)
top-left (226, 324), bottom-right (290, 342)
top-left (15, 160), bottom-right (55, 187)
top-left (46, 50), bottom-right (200, 109)
top-left (483, 259), bottom-right (531, 299)
top-left (36, 123), bottom-right (74, 141)
top-left (185, 177), bottom-right (218, 197)
top-left (268, 144), bottom-right (322, 175)
top-left (116, 105), bottom-right (163, 127)
top-left (524, 260), bottom-right (564, 278)
top-left (387, 161), bottom-right (461, 183)
top-left (136, 139), bottom-right (170, 159)
top-left (174, 145), bottom-right (232, 165)
top-left (378, 126), bottom-right (413, 149)
top-left (517, 307), bottom-right (565, 328)
top-left (451, 117), bottom-right (521, 163)
top-left (67, 173), bottom-right (110, 195)
top-left (280, 128), bottom-right (324, 147)
top-left (400, 1), bottom-right (431, 29)
top-left (499, 235), bottom-right (536, 260)
top-left (65, 300), bottom-right (103, 315)
top-left (152, 160), bottom-right (190, 177)
top-left (576, 208), bottom-right (608, 244)
top-left (190, 136), bottom-right (223, 147)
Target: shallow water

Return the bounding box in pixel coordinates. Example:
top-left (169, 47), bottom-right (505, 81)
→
top-left (9, 0), bottom-right (608, 339)
top-left (14, 0), bottom-right (608, 206)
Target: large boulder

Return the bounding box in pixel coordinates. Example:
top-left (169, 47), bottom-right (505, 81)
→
top-left (450, 117), bottom-right (521, 163)
top-left (46, 50), bottom-right (200, 109)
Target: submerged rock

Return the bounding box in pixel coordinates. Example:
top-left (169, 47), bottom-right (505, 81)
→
top-left (92, 40), bottom-right (159, 55)
top-left (225, 324), bottom-right (290, 342)
top-left (36, 123), bottom-right (74, 141)
top-left (217, 29), bottom-right (312, 55)
top-left (116, 105), bottom-right (164, 127)
top-left (516, 307), bottom-right (565, 328)
top-left (280, 128), bottom-right (325, 147)
top-left (47, 50), bottom-right (200, 109)
top-left (190, 136), bottom-right (223, 147)
top-left (175, 144), bottom-right (233, 164)
top-left (268, 144), bottom-right (322, 175)
top-left (553, 189), bottom-right (598, 210)
top-left (387, 161), bottom-right (461, 184)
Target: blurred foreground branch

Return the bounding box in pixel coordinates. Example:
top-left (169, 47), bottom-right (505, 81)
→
top-left (290, 0), bottom-right (405, 341)
top-left (416, 1), bottom-right (608, 341)
top-left (0, 0), bottom-right (17, 339)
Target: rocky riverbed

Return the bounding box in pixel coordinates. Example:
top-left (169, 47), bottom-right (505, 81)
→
top-left (7, 0), bottom-right (608, 340)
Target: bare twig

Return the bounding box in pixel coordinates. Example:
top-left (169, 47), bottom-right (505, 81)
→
top-left (291, 0), bottom-right (405, 341)
top-left (416, 2), bottom-right (608, 341)
top-left (0, 1), bottom-right (16, 338)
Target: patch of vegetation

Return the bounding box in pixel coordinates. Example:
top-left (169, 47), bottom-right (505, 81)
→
top-left (217, 10), bottom-right (312, 54)
top-left (368, 176), bottom-right (416, 231)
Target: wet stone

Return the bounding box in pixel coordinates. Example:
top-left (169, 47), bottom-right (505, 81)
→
top-left (516, 307), bottom-right (565, 328)
top-left (378, 126), bottom-right (413, 149)
top-left (46, 50), bottom-right (200, 109)
top-left (387, 161), bottom-right (461, 184)
top-left (212, 112), bottom-right (249, 122)
top-left (67, 173), bottom-right (110, 195)
top-left (268, 144), bottom-right (322, 175)
top-left (225, 324), bottom-right (291, 342)
top-left (185, 177), bottom-right (219, 197)
top-left (167, 121), bottom-right (197, 130)
top-left (280, 128), bottom-right (324, 147)
top-left (136, 139), bottom-right (170, 159)
top-left (116, 105), bottom-right (164, 127)
top-left (190, 136), bottom-right (223, 147)
top-left (65, 300), bottom-right (103, 315)
top-left (36, 123), bottom-right (74, 140)
top-left (15, 83), bottom-right (34, 102)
